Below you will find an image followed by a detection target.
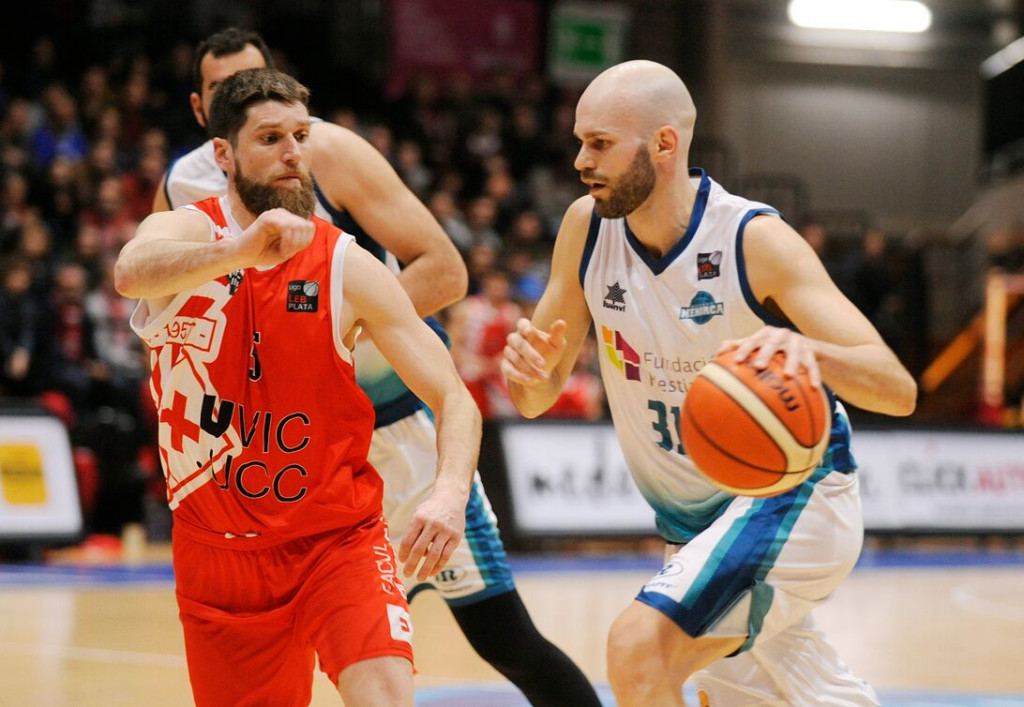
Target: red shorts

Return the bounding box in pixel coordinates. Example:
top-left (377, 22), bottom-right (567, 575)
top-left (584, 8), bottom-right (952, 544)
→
top-left (173, 514), bottom-right (413, 707)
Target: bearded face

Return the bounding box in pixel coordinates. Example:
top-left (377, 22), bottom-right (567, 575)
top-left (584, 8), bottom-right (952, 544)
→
top-left (233, 160), bottom-right (316, 219)
top-left (588, 144), bottom-right (656, 219)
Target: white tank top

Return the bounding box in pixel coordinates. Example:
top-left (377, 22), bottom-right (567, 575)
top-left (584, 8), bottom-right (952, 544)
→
top-left (581, 169), bottom-right (783, 541)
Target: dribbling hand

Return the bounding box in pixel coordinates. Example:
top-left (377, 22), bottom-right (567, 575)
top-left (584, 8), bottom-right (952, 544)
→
top-left (235, 208), bottom-right (315, 268)
top-left (500, 318), bottom-right (568, 387)
top-left (718, 325), bottom-right (821, 388)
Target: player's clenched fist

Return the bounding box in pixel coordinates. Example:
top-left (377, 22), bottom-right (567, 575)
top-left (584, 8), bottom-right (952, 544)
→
top-left (236, 208), bottom-right (316, 268)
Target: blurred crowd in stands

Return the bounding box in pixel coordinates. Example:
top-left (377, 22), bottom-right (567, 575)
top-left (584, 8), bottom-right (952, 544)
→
top-left (0, 34), bottom-right (935, 542)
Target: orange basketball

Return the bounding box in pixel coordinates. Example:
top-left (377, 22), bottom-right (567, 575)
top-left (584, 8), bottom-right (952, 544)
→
top-left (679, 351), bottom-right (830, 497)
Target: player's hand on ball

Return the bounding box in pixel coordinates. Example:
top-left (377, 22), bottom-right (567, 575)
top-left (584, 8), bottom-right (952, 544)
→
top-left (501, 318), bottom-right (568, 386)
top-left (718, 325), bottom-right (821, 389)
top-left (398, 486), bottom-right (466, 581)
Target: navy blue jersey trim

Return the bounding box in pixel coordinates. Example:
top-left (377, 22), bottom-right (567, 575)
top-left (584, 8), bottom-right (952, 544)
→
top-left (312, 180), bottom-right (388, 262)
top-left (735, 208), bottom-right (787, 327)
top-left (578, 209), bottom-right (602, 289)
top-left (624, 168), bottom-right (711, 276)
top-left (424, 315), bottom-right (452, 348)
top-left (373, 391), bottom-right (424, 428)
top-left (163, 155), bottom-right (181, 209)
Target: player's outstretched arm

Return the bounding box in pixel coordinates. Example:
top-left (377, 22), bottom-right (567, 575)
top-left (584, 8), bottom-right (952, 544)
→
top-left (502, 196), bottom-right (594, 418)
top-left (341, 245), bottom-right (480, 581)
top-left (312, 122), bottom-right (467, 316)
top-left (735, 215), bottom-right (917, 416)
top-left (114, 208), bottom-right (314, 300)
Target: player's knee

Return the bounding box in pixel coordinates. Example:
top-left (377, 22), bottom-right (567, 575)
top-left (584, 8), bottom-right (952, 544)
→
top-left (336, 656), bottom-right (413, 707)
top-left (607, 611), bottom-right (664, 688)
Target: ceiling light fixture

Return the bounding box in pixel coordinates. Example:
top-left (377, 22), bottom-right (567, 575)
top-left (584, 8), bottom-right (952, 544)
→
top-left (788, 0), bottom-right (933, 33)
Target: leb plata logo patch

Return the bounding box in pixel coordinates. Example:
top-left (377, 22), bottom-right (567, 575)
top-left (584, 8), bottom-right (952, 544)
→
top-left (287, 280), bottom-right (319, 312)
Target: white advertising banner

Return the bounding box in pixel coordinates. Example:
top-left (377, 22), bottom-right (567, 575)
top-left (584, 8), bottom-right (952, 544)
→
top-left (0, 413), bottom-right (83, 539)
top-left (499, 422), bottom-right (1024, 535)
top-left (499, 423), bottom-right (656, 534)
top-left (854, 429), bottom-right (1024, 531)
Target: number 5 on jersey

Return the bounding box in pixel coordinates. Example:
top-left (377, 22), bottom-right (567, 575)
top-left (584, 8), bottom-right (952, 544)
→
top-left (249, 331), bottom-right (262, 381)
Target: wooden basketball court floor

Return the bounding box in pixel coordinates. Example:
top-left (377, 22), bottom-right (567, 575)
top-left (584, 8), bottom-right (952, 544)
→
top-left (1, 541), bottom-right (1023, 706)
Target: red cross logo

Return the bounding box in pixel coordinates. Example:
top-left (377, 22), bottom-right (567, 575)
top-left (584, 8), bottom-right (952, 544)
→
top-left (160, 391), bottom-right (200, 453)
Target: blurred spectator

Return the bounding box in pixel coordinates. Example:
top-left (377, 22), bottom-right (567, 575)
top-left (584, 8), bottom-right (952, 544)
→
top-left (0, 256), bottom-right (43, 396)
top-left (527, 153), bottom-right (583, 237)
top-left (481, 159), bottom-right (531, 234)
top-left (847, 229), bottom-right (894, 323)
top-left (396, 139), bottom-right (433, 199)
top-left (328, 107), bottom-right (361, 134)
top-left (78, 66), bottom-right (117, 138)
top-left (72, 223), bottom-right (107, 289)
top-left (504, 103), bottom-right (546, 180)
top-left (119, 69), bottom-right (155, 152)
top-left (121, 147), bottom-right (166, 222)
top-left (43, 261), bottom-right (105, 415)
top-left (506, 246), bottom-right (546, 305)
top-left (40, 156), bottom-right (83, 249)
top-left (366, 121), bottom-right (397, 167)
top-left (465, 241), bottom-right (499, 295)
top-left (1, 171), bottom-right (33, 252)
top-left (464, 195), bottom-right (502, 252)
top-left (0, 98), bottom-right (40, 172)
top-left (429, 189), bottom-right (473, 252)
top-left (85, 258), bottom-right (144, 413)
top-left (506, 208), bottom-right (553, 262)
top-left (402, 72), bottom-right (458, 147)
top-left (15, 212), bottom-right (57, 297)
top-left (25, 37), bottom-right (61, 98)
top-left (80, 174), bottom-right (135, 255)
top-left (151, 41), bottom-right (198, 150)
top-left (447, 267), bottom-right (521, 418)
top-left (30, 83), bottom-right (89, 168)
top-left (846, 228), bottom-right (903, 352)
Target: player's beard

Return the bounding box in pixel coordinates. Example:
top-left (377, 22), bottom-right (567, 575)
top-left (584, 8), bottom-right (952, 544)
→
top-left (590, 145), bottom-right (656, 219)
top-left (233, 162), bottom-right (316, 219)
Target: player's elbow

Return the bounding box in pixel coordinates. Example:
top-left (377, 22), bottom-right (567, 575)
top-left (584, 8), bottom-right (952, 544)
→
top-left (113, 257), bottom-right (139, 299)
top-left (438, 254), bottom-right (469, 306)
top-left (890, 374), bottom-right (918, 417)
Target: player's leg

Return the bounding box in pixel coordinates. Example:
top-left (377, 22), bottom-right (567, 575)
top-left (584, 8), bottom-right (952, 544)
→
top-left (692, 469), bottom-right (878, 706)
top-left (691, 612), bottom-right (879, 706)
top-left (627, 466), bottom-right (872, 706)
top-left (336, 656), bottom-right (414, 707)
top-left (172, 531), bottom-right (316, 707)
top-left (607, 601), bottom-right (743, 707)
top-left (450, 588), bottom-right (603, 707)
top-left (296, 516), bottom-right (415, 706)
top-left (371, 409), bottom-right (602, 706)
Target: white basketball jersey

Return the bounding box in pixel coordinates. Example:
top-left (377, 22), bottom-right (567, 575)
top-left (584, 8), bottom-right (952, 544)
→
top-left (581, 169), bottom-right (782, 542)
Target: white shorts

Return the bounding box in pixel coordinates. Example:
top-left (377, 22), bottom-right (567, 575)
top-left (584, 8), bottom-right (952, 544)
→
top-left (639, 468), bottom-right (879, 706)
top-left (368, 408), bottom-right (515, 606)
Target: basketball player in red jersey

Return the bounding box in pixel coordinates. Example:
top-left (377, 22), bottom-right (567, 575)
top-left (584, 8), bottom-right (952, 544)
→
top-left (150, 28), bottom-right (603, 707)
top-left (115, 69), bottom-right (480, 707)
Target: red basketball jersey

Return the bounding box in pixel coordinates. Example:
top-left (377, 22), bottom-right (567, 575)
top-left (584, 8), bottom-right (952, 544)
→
top-left (132, 196), bottom-right (381, 545)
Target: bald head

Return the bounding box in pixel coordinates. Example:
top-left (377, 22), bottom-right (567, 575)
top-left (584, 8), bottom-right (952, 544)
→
top-left (579, 60), bottom-right (696, 137)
